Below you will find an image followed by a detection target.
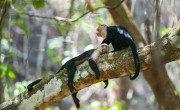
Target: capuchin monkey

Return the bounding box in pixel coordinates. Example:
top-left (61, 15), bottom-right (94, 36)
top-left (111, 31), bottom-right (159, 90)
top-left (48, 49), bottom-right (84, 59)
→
top-left (27, 43), bottom-right (109, 108)
top-left (96, 24), bottom-right (140, 80)
top-left (55, 43), bottom-right (109, 92)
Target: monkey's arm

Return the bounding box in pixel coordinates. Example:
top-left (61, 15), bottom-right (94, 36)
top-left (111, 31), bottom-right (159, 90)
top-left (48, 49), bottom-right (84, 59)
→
top-left (101, 38), bottom-right (111, 44)
top-left (88, 44), bottom-right (109, 87)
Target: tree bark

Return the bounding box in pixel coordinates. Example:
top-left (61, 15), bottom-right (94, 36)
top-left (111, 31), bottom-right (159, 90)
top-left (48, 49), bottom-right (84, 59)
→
top-left (104, 1), bottom-right (145, 109)
top-left (0, 20), bottom-right (180, 110)
top-left (0, 0), bottom-right (8, 103)
top-left (103, 0), bottom-right (180, 110)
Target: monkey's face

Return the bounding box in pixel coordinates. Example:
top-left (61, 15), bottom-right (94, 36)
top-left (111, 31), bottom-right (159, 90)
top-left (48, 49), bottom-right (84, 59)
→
top-left (98, 43), bottom-right (109, 54)
top-left (96, 25), bottom-right (107, 39)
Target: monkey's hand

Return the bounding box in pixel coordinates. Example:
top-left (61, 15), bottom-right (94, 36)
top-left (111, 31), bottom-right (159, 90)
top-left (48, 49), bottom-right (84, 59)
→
top-left (88, 44), bottom-right (109, 80)
top-left (91, 43), bottom-right (109, 61)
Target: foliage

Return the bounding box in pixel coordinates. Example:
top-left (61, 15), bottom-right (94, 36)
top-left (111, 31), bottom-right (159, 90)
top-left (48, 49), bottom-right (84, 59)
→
top-left (4, 81), bottom-right (30, 100)
top-left (0, 64), bottom-right (16, 79)
top-left (32, 0), bottom-right (45, 9)
top-left (0, 38), bottom-right (17, 79)
top-left (161, 27), bottom-right (172, 36)
top-left (81, 100), bottom-right (126, 110)
top-left (95, 80), bottom-right (119, 89)
top-left (97, 17), bottom-right (103, 26)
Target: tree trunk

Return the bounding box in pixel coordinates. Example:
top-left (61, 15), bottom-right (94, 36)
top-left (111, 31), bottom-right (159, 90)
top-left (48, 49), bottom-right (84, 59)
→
top-left (103, 0), bottom-right (180, 110)
top-left (0, 0), bottom-right (8, 103)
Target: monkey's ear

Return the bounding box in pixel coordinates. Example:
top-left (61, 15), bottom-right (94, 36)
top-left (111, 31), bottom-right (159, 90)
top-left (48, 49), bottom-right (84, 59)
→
top-left (101, 24), bottom-right (107, 27)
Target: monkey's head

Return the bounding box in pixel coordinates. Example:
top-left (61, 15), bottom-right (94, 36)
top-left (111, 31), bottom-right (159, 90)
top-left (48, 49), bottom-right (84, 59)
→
top-left (97, 43), bottom-right (109, 54)
top-left (96, 24), bottom-right (107, 39)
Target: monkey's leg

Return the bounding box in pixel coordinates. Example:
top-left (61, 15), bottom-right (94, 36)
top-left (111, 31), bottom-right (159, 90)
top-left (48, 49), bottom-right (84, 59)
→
top-left (67, 65), bottom-right (77, 92)
top-left (72, 92), bottom-right (80, 108)
top-left (27, 79), bottom-right (42, 91)
top-left (88, 58), bottom-right (100, 79)
top-left (103, 80), bottom-right (108, 88)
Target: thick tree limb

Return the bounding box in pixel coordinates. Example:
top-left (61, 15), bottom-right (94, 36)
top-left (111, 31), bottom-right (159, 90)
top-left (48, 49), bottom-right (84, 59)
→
top-left (0, 21), bottom-right (180, 110)
top-left (104, 1), bottom-right (180, 110)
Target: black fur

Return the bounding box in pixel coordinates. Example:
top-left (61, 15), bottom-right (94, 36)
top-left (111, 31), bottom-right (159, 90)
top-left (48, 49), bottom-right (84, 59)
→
top-left (56, 49), bottom-right (96, 92)
top-left (102, 26), bottom-right (140, 80)
top-left (55, 49), bottom-right (108, 108)
top-left (72, 92), bottom-right (80, 108)
top-left (88, 58), bottom-right (100, 79)
top-left (27, 48), bottom-right (108, 108)
top-left (27, 79), bottom-right (42, 91)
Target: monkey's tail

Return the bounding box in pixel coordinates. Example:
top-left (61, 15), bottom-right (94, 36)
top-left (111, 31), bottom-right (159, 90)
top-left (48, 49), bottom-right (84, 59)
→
top-left (56, 65), bottom-right (65, 74)
top-left (128, 40), bottom-right (140, 80)
top-left (27, 79), bottom-right (42, 91)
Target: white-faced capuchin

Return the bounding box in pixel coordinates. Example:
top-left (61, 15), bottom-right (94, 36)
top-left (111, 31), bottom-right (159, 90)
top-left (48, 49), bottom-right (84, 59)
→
top-left (27, 43), bottom-right (109, 108)
top-left (96, 24), bottom-right (140, 80)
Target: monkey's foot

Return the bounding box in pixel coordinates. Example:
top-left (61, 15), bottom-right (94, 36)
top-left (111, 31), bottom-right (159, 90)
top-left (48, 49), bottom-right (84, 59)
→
top-left (103, 80), bottom-right (108, 88)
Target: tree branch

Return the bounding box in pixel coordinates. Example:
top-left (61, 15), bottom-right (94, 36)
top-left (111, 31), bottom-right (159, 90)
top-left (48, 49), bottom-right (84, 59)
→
top-left (1, 21), bottom-right (180, 110)
top-left (10, 0), bottom-right (124, 23)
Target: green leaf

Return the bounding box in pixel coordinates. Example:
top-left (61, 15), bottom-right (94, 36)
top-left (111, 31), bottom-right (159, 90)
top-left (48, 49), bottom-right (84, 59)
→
top-left (32, 0), bottom-right (45, 9)
top-left (78, 19), bottom-right (82, 22)
top-left (97, 18), bottom-right (102, 26)
top-left (17, 19), bottom-right (23, 25)
top-left (12, 0), bottom-right (16, 4)
top-left (0, 71), bottom-right (6, 78)
top-left (161, 27), bottom-right (172, 35)
top-left (94, 82), bottom-right (104, 87)
top-left (101, 0), bottom-right (107, 3)
top-left (47, 48), bottom-right (55, 57)
top-left (45, 108), bottom-right (51, 110)
top-left (20, 24), bottom-right (30, 39)
top-left (13, 66), bottom-right (18, 73)
top-left (10, 19), bottom-right (16, 26)
top-left (52, 56), bottom-right (62, 62)
top-left (9, 38), bottom-right (13, 43)
top-left (7, 82), bottom-right (12, 89)
top-left (8, 71), bottom-right (16, 79)
top-left (52, 21), bottom-right (67, 35)
top-left (0, 65), bottom-right (3, 69)
top-left (16, 19), bottom-right (30, 39)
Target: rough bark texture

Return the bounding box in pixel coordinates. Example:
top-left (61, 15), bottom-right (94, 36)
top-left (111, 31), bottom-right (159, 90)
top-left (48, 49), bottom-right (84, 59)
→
top-left (0, 21), bottom-right (180, 110)
top-left (103, 0), bottom-right (180, 110)
top-left (143, 22), bottom-right (180, 110)
top-left (0, 0), bottom-right (7, 104)
top-left (103, 1), bottom-right (146, 106)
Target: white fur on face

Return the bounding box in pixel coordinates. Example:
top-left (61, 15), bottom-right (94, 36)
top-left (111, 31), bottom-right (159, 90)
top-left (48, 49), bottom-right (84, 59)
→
top-left (96, 25), bottom-right (107, 39)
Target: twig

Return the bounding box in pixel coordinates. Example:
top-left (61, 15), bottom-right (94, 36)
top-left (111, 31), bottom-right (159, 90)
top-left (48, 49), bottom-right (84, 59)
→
top-left (10, 0), bottom-right (124, 23)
